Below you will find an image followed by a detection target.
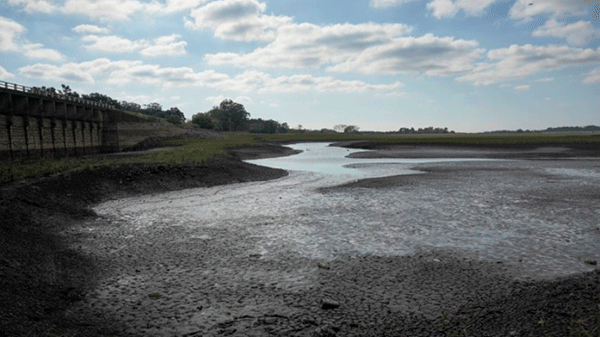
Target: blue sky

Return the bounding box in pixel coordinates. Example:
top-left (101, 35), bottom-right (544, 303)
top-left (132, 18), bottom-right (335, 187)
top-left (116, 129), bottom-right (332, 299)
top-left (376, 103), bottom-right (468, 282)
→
top-left (1, 0), bottom-right (599, 132)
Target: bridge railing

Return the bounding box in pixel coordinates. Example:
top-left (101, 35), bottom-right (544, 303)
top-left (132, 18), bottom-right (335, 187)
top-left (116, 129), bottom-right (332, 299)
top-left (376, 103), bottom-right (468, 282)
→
top-left (0, 80), bottom-right (116, 110)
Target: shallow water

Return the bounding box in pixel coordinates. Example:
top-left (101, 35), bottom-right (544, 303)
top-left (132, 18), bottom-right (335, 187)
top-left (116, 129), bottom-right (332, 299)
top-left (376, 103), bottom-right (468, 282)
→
top-left (95, 143), bottom-right (600, 279)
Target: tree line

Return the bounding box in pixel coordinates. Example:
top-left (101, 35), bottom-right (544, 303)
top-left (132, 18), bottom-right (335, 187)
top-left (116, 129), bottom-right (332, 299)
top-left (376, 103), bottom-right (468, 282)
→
top-left (31, 84), bottom-right (185, 124)
top-left (31, 84), bottom-right (289, 133)
top-left (191, 99), bottom-right (289, 134)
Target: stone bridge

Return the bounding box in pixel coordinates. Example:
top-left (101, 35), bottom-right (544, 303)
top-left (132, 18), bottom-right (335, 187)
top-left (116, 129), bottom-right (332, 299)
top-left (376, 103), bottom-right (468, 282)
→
top-left (0, 80), bottom-right (189, 161)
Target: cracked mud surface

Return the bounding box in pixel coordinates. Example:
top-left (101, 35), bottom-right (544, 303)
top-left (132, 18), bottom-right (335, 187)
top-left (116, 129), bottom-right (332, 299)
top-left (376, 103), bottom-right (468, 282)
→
top-left (2, 144), bottom-right (600, 336)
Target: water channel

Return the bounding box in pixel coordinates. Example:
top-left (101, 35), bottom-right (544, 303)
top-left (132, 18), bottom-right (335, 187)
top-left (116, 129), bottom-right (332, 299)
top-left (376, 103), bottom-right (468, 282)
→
top-left (95, 142), bottom-right (600, 279)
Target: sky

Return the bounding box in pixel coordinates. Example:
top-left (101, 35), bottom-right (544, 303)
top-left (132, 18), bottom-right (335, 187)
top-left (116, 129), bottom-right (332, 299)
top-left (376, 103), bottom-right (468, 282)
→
top-left (1, 0), bottom-right (600, 132)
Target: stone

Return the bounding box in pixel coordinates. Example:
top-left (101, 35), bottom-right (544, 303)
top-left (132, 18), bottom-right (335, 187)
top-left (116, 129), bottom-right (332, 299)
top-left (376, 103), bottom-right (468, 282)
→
top-left (321, 299), bottom-right (340, 310)
top-left (317, 262), bottom-right (330, 270)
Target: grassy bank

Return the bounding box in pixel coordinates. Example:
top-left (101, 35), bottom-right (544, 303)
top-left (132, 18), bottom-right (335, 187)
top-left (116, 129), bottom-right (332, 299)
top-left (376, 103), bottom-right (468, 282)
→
top-left (0, 134), bottom-right (255, 183)
top-left (2, 132), bottom-right (599, 183)
top-left (259, 131), bottom-right (600, 147)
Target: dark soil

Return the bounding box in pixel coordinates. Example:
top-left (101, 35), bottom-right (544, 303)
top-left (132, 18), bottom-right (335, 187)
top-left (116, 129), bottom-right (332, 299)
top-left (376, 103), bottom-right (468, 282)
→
top-left (1, 143), bottom-right (599, 337)
top-left (0, 153), bottom-right (287, 337)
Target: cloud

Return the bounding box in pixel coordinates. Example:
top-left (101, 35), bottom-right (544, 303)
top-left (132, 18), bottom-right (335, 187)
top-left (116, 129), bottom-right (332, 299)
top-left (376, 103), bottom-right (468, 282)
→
top-left (184, 0), bottom-right (292, 41)
top-left (0, 65), bottom-right (15, 78)
top-left (426, 0), bottom-right (501, 19)
top-left (369, 0), bottom-right (418, 9)
top-left (82, 35), bottom-right (145, 53)
top-left (146, 0), bottom-right (209, 14)
top-left (81, 34), bottom-right (187, 56)
top-left (532, 19), bottom-right (600, 46)
top-left (22, 43), bottom-right (65, 61)
top-left (62, 0), bottom-right (146, 22)
top-left (514, 84), bottom-right (530, 91)
top-left (457, 44), bottom-right (600, 85)
top-left (0, 16), bottom-right (65, 60)
top-left (509, 0), bottom-right (589, 22)
top-left (16, 58), bottom-right (404, 94)
top-left (206, 95), bottom-right (252, 105)
top-left (204, 23), bottom-right (483, 77)
top-left (583, 68), bottom-right (600, 84)
top-left (72, 24), bottom-right (110, 34)
top-left (18, 58), bottom-right (136, 83)
top-left (140, 34), bottom-right (187, 57)
top-left (534, 77), bottom-right (554, 82)
top-left (7, 0), bottom-right (56, 13)
top-left (0, 16), bottom-right (26, 52)
top-left (326, 33), bottom-right (482, 76)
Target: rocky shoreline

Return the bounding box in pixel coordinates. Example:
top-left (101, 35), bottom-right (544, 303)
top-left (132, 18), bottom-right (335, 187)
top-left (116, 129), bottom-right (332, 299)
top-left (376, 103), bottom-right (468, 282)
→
top-left (1, 143), bottom-right (599, 336)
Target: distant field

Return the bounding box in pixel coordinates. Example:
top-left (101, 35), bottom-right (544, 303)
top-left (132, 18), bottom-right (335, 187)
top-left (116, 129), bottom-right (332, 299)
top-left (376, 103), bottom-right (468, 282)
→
top-left (259, 132), bottom-right (600, 147)
top-left (1, 132), bottom-right (599, 183)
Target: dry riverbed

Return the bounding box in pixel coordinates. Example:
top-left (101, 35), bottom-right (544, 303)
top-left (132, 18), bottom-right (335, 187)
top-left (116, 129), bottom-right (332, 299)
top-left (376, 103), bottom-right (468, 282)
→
top-left (1, 144), bottom-right (600, 337)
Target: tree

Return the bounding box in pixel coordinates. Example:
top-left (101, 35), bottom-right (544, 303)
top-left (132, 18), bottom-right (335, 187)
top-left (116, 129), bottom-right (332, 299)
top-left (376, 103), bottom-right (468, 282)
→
top-left (334, 124), bottom-right (347, 133)
top-left (263, 119), bottom-right (279, 134)
top-left (165, 107), bottom-right (185, 124)
top-left (207, 100), bottom-right (250, 131)
top-left (220, 99), bottom-right (250, 131)
top-left (143, 102), bottom-right (163, 116)
top-left (344, 125), bottom-right (359, 133)
top-left (191, 112), bottom-right (215, 129)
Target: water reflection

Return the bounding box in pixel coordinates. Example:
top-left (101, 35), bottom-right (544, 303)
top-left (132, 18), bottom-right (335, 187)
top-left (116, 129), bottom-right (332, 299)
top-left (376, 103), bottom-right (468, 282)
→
top-left (246, 142), bottom-right (471, 179)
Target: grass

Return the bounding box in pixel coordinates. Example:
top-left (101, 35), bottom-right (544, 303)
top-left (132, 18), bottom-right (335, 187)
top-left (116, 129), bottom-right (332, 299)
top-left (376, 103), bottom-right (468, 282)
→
top-left (1, 132), bottom-right (599, 184)
top-left (0, 134), bottom-right (256, 184)
top-left (259, 131), bottom-right (600, 147)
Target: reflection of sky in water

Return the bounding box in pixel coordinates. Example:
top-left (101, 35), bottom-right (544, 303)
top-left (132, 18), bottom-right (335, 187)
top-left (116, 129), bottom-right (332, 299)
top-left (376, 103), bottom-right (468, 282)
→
top-left (247, 142), bottom-right (478, 179)
top-left (95, 143), bottom-right (600, 280)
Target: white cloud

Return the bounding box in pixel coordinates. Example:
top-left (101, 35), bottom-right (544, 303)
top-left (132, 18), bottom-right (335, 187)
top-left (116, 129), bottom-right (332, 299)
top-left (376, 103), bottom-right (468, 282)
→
top-left (140, 34), bottom-right (187, 57)
top-left (16, 58), bottom-right (404, 94)
top-left (0, 65), bottom-right (15, 78)
top-left (509, 0), bottom-right (589, 22)
top-left (63, 0), bottom-right (146, 22)
top-left (203, 22), bottom-right (483, 77)
top-left (0, 16), bottom-right (64, 60)
top-left (534, 77), bottom-right (554, 82)
top-left (146, 0), bottom-right (209, 14)
top-left (72, 24), bottom-right (110, 34)
top-left (7, 0), bottom-right (56, 13)
top-left (205, 95), bottom-right (252, 106)
top-left (457, 44), bottom-right (600, 85)
top-left (532, 19), bottom-right (600, 46)
top-left (583, 68), bottom-right (600, 84)
top-left (326, 33), bottom-right (482, 76)
top-left (184, 0), bottom-right (292, 41)
top-left (81, 34), bottom-right (187, 56)
top-left (0, 16), bottom-right (26, 52)
top-left (18, 58), bottom-right (137, 83)
top-left (427, 0), bottom-right (501, 19)
top-left (22, 43), bottom-right (65, 61)
top-left (82, 35), bottom-right (145, 53)
top-left (369, 0), bottom-right (418, 9)
top-left (514, 84), bottom-right (530, 91)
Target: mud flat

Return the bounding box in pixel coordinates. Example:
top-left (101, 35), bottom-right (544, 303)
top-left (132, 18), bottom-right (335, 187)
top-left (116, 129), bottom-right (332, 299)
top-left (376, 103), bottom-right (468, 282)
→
top-left (2, 144), bottom-right (600, 336)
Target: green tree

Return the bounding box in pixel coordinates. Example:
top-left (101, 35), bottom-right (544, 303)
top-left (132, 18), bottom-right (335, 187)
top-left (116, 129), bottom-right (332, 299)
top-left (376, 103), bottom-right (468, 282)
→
top-left (165, 107), bottom-right (185, 124)
top-left (191, 112), bottom-right (215, 129)
top-left (207, 100), bottom-right (250, 131)
top-left (344, 125), bottom-right (359, 133)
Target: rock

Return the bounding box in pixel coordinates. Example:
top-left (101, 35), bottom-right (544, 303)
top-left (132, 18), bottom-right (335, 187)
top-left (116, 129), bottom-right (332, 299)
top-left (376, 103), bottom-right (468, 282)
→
top-left (321, 298), bottom-right (340, 310)
top-left (314, 325), bottom-right (337, 337)
top-left (317, 262), bottom-right (330, 270)
top-left (584, 260), bottom-right (597, 265)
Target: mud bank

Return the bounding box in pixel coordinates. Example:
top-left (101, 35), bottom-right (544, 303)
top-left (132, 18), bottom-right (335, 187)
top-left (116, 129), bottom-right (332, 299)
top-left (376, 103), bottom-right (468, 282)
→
top-left (1, 143), bottom-right (599, 337)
